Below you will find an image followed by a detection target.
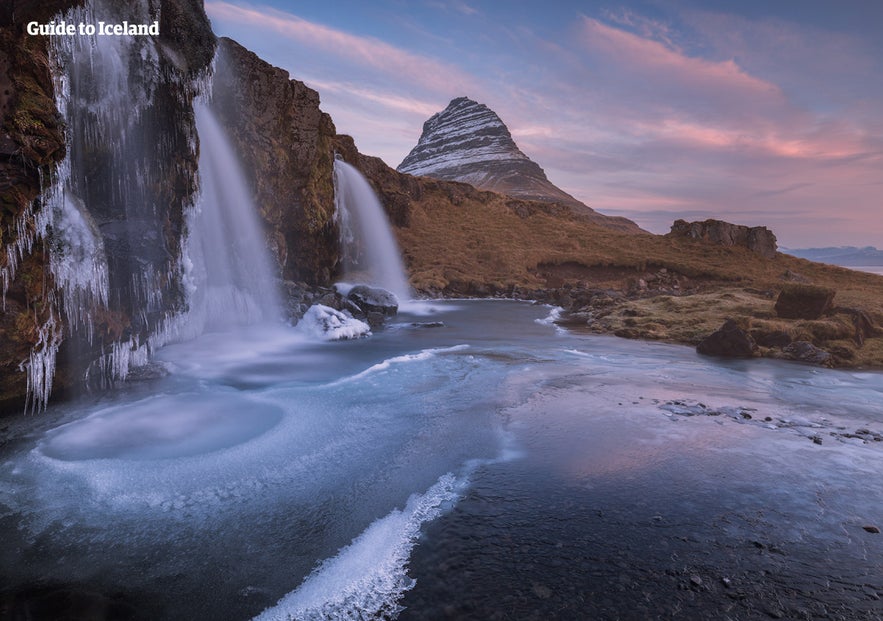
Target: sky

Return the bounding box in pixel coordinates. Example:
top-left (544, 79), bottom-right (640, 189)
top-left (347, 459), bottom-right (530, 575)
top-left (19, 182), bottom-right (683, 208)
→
top-left (204, 0), bottom-right (883, 248)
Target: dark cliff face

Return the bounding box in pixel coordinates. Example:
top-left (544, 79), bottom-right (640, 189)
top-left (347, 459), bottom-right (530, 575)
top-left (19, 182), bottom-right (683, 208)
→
top-left (0, 4), bottom-right (72, 411)
top-left (397, 97), bottom-right (642, 234)
top-left (0, 0), bottom-right (216, 412)
top-left (211, 37), bottom-right (340, 286)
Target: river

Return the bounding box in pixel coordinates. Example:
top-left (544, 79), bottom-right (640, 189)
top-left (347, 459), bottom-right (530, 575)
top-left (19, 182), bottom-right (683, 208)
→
top-left (1, 300), bottom-right (881, 620)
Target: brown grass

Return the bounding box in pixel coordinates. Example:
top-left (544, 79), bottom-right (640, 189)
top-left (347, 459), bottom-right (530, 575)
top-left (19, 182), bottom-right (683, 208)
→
top-left (392, 185), bottom-right (883, 367)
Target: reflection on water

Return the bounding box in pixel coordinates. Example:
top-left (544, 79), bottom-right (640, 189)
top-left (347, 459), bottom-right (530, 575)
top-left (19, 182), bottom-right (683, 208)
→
top-left (1, 300), bottom-right (882, 620)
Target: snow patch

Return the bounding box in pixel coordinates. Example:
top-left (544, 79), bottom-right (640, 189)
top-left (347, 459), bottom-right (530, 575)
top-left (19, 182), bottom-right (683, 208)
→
top-left (299, 305), bottom-right (371, 341)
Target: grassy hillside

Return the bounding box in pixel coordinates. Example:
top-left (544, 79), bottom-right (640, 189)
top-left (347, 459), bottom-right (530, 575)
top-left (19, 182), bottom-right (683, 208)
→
top-left (333, 136), bottom-right (883, 368)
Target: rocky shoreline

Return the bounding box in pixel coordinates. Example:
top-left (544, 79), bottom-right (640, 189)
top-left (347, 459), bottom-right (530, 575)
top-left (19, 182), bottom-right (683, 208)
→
top-left (400, 273), bottom-right (883, 371)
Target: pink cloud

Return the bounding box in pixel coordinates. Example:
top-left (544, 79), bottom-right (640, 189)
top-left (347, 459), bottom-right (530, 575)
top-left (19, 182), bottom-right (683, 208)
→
top-left (580, 16), bottom-right (786, 112)
top-left (205, 2), bottom-right (479, 96)
top-left (304, 78), bottom-right (441, 118)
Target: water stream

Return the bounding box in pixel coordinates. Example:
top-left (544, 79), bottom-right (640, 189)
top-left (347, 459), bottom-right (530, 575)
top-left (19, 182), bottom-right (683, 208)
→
top-left (333, 160), bottom-right (411, 301)
top-left (0, 301), bottom-right (881, 619)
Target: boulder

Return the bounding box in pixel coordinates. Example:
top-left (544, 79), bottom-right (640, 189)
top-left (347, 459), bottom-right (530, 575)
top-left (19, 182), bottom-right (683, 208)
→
top-left (781, 341), bottom-right (833, 367)
top-left (774, 284), bottom-right (835, 319)
top-left (298, 305), bottom-right (370, 340)
top-left (668, 219), bottom-right (777, 258)
top-left (315, 291), bottom-right (363, 317)
top-left (696, 319), bottom-right (758, 358)
top-left (347, 285), bottom-right (399, 316)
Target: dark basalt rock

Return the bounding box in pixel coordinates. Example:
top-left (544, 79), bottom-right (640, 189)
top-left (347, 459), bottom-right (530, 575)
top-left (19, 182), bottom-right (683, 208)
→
top-left (347, 285), bottom-right (399, 316)
top-left (774, 284), bottom-right (835, 319)
top-left (696, 319), bottom-right (758, 358)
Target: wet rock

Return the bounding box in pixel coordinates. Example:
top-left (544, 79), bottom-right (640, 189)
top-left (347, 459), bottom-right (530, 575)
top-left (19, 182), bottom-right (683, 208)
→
top-left (781, 341), bottom-right (833, 367)
top-left (365, 311), bottom-right (386, 328)
top-left (347, 285), bottom-right (399, 316)
top-left (696, 319), bottom-right (758, 358)
top-left (315, 291), bottom-right (363, 317)
top-left (411, 321), bottom-right (445, 328)
top-left (774, 284), bottom-right (835, 319)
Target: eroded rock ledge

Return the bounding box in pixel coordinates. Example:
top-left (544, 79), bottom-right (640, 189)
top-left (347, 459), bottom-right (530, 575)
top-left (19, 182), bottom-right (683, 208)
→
top-left (668, 219), bottom-right (777, 259)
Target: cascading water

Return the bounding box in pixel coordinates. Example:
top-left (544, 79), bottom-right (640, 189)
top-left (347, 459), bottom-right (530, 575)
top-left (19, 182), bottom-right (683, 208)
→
top-left (333, 159), bottom-right (411, 301)
top-left (15, 0), bottom-right (280, 409)
top-left (184, 102), bottom-right (281, 330)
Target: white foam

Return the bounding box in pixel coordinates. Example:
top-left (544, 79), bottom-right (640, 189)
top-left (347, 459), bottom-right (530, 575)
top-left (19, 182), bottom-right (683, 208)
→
top-left (330, 344), bottom-right (470, 386)
top-left (398, 299), bottom-right (458, 315)
top-left (253, 472), bottom-right (465, 621)
top-left (535, 305), bottom-right (563, 325)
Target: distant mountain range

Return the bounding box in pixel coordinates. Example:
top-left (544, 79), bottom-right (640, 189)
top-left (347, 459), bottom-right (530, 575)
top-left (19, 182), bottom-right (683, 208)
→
top-left (782, 246), bottom-right (883, 266)
top-left (397, 97), bottom-right (642, 233)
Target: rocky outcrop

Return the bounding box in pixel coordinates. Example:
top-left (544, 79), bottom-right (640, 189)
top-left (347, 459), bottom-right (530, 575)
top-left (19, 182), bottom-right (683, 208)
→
top-left (397, 97), bottom-right (641, 234)
top-left (781, 341), bottom-right (833, 367)
top-left (210, 38), bottom-right (339, 285)
top-left (774, 284), bottom-right (835, 319)
top-left (668, 219), bottom-right (777, 259)
top-left (0, 5), bottom-right (71, 411)
top-left (696, 319), bottom-right (758, 358)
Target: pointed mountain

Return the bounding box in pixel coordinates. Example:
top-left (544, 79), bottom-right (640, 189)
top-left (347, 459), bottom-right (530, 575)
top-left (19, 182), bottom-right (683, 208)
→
top-left (397, 97), bottom-right (641, 232)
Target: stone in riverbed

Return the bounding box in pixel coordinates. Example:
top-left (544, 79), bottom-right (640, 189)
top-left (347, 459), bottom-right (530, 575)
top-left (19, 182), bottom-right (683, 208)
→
top-left (347, 285), bottom-right (399, 316)
top-left (298, 304), bottom-right (370, 340)
top-left (781, 341), bottom-right (833, 367)
top-left (696, 319), bottom-right (757, 358)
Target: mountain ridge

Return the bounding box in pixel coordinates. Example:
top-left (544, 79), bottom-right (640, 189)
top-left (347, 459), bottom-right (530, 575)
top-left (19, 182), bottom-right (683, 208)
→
top-left (397, 96), bottom-right (642, 233)
top-left (783, 246), bottom-right (883, 266)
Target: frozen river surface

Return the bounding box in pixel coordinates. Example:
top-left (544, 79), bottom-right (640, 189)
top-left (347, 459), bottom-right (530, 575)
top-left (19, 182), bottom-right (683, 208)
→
top-left (1, 300), bottom-right (881, 620)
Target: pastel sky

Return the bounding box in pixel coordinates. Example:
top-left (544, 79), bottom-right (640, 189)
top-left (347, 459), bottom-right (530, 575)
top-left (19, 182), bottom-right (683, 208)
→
top-left (204, 0), bottom-right (883, 248)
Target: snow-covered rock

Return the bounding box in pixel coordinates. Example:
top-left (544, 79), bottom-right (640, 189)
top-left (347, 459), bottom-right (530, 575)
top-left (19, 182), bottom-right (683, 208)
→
top-left (299, 304), bottom-right (371, 340)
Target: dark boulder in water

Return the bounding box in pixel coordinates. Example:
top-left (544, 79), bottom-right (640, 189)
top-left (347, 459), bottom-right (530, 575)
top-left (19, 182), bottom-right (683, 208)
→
top-left (697, 319), bottom-right (758, 358)
top-left (347, 285), bottom-right (399, 316)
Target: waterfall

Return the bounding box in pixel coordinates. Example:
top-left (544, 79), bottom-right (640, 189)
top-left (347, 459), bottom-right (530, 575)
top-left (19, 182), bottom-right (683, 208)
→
top-left (15, 0), bottom-right (280, 410)
top-left (333, 160), bottom-right (411, 301)
top-left (184, 102), bottom-right (281, 330)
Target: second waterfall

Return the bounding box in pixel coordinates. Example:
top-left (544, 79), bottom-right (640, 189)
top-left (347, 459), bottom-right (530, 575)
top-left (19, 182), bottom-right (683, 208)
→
top-left (333, 159), bottom-right (411, 302)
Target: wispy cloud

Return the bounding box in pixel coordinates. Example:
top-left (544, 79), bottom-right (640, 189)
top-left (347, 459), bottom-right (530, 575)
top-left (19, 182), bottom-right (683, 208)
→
top-left (304, 78), bottom-right (441, 118)
top-left (206, 1), bottom-right (883, 245)
top-left (425, 1), bottom-right (479, 16)
top-left (205, 2), bottom-right (479, 96)
top-left (600, 8), bottom-right (682, 52)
